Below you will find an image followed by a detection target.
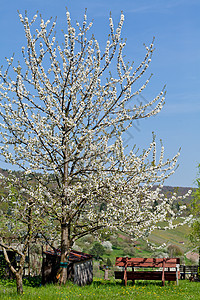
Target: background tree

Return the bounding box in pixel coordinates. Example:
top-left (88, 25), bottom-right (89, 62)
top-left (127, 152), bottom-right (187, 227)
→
top-left (0, 171), bottom-right (58, 293)
top-left (189, 164), bottom-right (200, 277)
top-left (89, 242), bottom-right (105, 260)
top-left (0, 10), bottom-right (191, 284)
top-left (0, 173), bottom-right (40, 294)
top-left (167, 244), bottom-right (184, 258)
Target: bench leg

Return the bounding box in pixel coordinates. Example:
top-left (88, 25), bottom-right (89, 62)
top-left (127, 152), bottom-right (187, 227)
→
top-left (123, 268), bottom-right (127, 286)
top-left (162, 270), bottom-right (165, 286)
top-left (162, 259), bottom-right (166, 286)
top-left (176, 267), bottom-right (179, 286)
top-left (122, 278), bottom-right (127, 286)
top-left (132, 267), bottom-right (135, 285)
top-left (168, 267), bottom-right (170, 284)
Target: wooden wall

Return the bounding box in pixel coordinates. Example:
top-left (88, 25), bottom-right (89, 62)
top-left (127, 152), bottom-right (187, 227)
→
top-left (74, 259), bottom-right (93, 286)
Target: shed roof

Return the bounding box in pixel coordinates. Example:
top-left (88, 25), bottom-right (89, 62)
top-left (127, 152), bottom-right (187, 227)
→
top-left (43, 249), bottom-right (92, 262)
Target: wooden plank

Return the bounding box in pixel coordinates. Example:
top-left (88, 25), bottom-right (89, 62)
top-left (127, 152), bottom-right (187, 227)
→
top-left (115, 257), bottom-right (180, 286)
top-left (176, 265), bottom-right (179, 286)
top-left (127, 271), bottom-right (163, 280)
top-left (162, 258), bottom-right (166, 286)
top-left (123, 257), bottom-right (128, 286)
top-left (114, 271), bottom-right (180, 281)
top-left (115, 257), bottom-right (180, 263)
top-left (115, 257), bottom-right (179, 268)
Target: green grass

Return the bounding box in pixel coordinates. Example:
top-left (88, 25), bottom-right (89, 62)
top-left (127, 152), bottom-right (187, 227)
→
top-left (0, 278), bottom-right (199, 300)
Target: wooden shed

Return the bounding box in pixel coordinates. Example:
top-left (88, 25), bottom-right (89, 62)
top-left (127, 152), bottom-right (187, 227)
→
top-left (42, 249), bottom-right (93, 286)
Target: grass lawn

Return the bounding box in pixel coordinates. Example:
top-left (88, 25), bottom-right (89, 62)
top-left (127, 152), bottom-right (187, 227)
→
top-left (0, 278), bottom-right (199, 300)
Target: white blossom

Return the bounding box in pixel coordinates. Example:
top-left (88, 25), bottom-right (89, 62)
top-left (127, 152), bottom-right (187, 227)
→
top-left (0, 10), bottom-right (192, 277)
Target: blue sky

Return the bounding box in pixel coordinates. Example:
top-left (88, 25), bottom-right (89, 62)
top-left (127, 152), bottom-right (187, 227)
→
top-left (0, 0), bottom-right (199, 187)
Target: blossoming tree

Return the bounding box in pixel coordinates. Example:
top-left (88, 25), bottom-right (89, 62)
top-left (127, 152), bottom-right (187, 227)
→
top-left (0, 173), bottom-right (46, 293)
top-left (0, 10), bottom-right (191, 285)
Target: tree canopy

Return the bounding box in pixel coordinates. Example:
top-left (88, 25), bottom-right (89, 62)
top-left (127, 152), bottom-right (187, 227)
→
top-left (189, 164), bottom-right (200, 247)
top-left (0, 10), bottom-right (192, 285)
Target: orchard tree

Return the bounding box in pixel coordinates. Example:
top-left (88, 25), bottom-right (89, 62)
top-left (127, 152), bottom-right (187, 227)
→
top-left (0, 172), bottom-right (45, 294)
top-left (0, 10), bottom-right (192, 285)
top-left (189, 164), bottom-right (200, 275)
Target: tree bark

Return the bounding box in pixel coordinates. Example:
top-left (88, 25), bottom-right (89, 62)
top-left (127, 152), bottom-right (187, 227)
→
top-left (58, 222), bottom-right (71, 285)
top-left (16, 272), bottom-right (23, 294)
top-left (58, 127), bottom-right (71, 285)
top-left (1, 246), bottom-right (25, 294)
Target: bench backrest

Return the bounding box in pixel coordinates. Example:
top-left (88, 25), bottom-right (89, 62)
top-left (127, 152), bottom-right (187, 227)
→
top-left (115, 257), bottom-right (180, 268)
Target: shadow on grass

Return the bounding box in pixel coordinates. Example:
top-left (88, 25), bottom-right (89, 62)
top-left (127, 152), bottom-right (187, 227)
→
top-left (23, 275), bottom-right (42, 287)
top-left (92, 279), bottom-right (173, 287)
top-left (1, 276), bottom-right (42, 288)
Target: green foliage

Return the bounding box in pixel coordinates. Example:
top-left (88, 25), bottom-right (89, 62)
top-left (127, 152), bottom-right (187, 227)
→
top-left (167, 244), bottom-right (184, 258)
top-left (189, 220), bottom-right (200, 246)
top-left (109, 235), bottom-right (119, 248)
top-left (106, 257), bottom-right (112, 267)
top-left (79, 234), bottom-right (94, 244)
top-left (89, 242), bottom-right (105, 259)
top-left (189, 164), bottom-right (200, 247)
top-left (123, 246), bottom-right (135, 257)
top-left (23, 276), bottom-right (42, 287)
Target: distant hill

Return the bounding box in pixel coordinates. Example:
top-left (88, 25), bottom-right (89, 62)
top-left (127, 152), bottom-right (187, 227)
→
top-left (0, 167), bottom-right (197, 263)
top-left (152, 185), bottom-right (195, 204)
top-left (0, 167), bottom-right (195, 200)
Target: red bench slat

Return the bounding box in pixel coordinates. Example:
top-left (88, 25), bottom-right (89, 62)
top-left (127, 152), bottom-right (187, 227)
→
top-left (115, 271), bottom-right (180, 281)
top-left (115, 257), bottom-right (180, 286)
top-left (115, 257), bottom-right (180, 268)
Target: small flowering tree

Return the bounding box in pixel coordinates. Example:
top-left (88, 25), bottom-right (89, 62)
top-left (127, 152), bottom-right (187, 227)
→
top-left (0, 173), bottom-right (45, 294)
top-left (0, 10), bottom-right (191, 284)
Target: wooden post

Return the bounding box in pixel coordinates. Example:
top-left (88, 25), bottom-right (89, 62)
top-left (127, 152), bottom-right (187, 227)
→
top-left (168, 267), bottom-right (170, 284)
top-left (104, 268), bottom-right (109, 280)
top-left (123, 257), bottom-right (128, 286)
top-left (132, 267), bottom-right (135, 285)
top-left (176, 264), bottom-right (179, 286)
top-left (162, 258), bottom-right (166, 286)
top-left (183, 265), bottom-right (186, 280)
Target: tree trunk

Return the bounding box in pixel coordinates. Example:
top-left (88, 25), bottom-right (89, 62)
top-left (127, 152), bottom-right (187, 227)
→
top-left (1, 246), bottom-right (25, 294)
top-left (58, 130), bottom-right (71, 285)
top-left (58, 222), bottom-right (71, 285)
top-left (15, 272), bottom-right (23, 294)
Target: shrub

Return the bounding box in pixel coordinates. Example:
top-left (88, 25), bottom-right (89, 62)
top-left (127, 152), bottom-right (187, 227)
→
top-left (102, 241), bottom-right (113, 251)
top-left (123, 246), bottom-right (135, 257)
top-left (110, 235), bottom-right (119, 248)
top-left (106, 258), bottom-right (113, 267)
top-left (167, 244), bottom-right (184, 257)
top-left (89, 242), bottom-right (105, 259)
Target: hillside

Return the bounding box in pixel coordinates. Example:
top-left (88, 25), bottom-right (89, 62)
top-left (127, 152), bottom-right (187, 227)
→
top-left (1, 167), bottom-right (197, 263)
top-left (0, 167), bottom-right (195, 198)
top-left (160, 185), bottom-right (195, 204)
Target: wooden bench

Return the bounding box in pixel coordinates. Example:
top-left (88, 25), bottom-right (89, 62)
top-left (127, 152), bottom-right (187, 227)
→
top-left (115, 257), bottom-right (180, 286)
